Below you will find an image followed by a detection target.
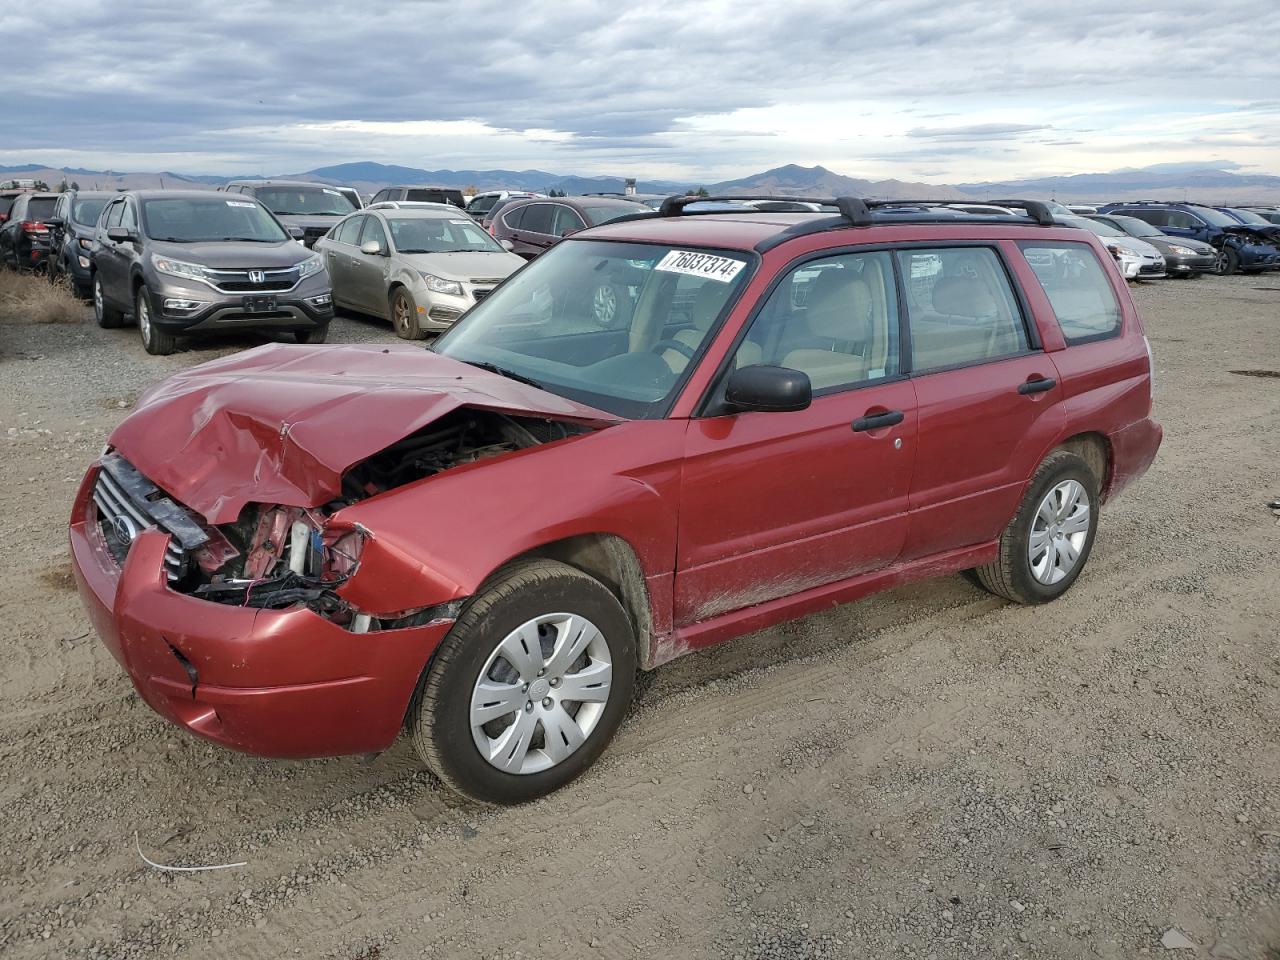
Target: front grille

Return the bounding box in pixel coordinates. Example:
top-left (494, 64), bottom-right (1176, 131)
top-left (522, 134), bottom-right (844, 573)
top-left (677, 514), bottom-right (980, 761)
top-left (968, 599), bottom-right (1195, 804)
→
top-left (471, 287), bottom-right (493, 303)
top-left (469, 277), bottom-right (506, 285)
top-left (1139, 262), bottom-right (1164, 275)
top-left (204, 265), bottom-right (300, 293)
top-left (91, 455), bottom-right (209, 582)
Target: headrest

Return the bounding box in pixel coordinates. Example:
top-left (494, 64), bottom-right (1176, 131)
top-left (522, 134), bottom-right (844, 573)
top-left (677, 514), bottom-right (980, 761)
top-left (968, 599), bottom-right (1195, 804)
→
top-left (932, 276), bottom-right (998, 318)
top-left (688, 281), bottom-right (731, 331)
top-left (806, 273), bottom-right (873, 341)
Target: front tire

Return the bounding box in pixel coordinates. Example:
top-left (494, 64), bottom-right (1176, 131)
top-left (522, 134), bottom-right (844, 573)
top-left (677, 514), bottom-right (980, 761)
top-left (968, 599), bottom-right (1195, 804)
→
top-left (93, 274), bottom-right (124, 328)
top-left (411, 559), bottom-right (637, 805)
top-left (1213, 247), bottom-right (1239, 276)
top-left (294, 323), bottom-right (329, 344)
top-left (136, 285), bottom-right (176, 355)
top-left (968, 450), bottom-right (1099, 605)
top-left (391, 288), bottom-right (425, 339)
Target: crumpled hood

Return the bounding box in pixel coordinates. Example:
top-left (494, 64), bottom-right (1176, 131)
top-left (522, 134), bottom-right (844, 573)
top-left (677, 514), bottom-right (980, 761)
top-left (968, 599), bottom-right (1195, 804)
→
top-left (1220, 224), bottom-right (1280, 244)
top-left (109, 344), bottom-right (620, 524)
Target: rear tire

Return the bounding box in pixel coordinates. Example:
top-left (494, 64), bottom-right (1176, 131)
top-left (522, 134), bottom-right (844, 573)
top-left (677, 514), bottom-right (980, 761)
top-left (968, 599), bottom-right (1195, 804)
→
top-left (411, 559), bottom-right (637, 805)
top-left (294, 323), bottom-right (329, 344)
top-left (391, 288), bottom-right (425, 339)
top-left (968, 450), bottom-right (1099, 605)
top-left (93, 274), bottom-right (124, 328)
top-left (136, 285), bottom-right (176, 355)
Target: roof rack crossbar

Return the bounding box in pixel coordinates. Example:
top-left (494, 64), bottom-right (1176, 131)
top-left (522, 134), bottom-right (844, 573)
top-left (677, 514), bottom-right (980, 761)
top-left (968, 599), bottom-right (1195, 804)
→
top-left (865, 198), bottom-right (1056, 226)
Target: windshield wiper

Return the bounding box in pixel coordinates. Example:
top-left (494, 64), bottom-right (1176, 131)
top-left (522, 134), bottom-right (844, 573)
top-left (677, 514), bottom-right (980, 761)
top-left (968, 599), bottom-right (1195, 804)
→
top-left (151, 236), bottom-right (192, 243)
top-left (461, 360), bottom-right (543, 389)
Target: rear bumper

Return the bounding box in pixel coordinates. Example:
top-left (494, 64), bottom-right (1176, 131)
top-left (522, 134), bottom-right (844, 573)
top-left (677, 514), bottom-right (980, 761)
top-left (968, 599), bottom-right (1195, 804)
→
top-left (68, 471), bottom-right (450, 758)
top-left (1107, 417), bottom-right (1163, 501)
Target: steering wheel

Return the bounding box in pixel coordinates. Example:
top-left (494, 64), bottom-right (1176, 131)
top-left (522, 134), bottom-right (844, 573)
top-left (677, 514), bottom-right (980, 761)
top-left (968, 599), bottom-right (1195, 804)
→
top-left (650, 338), bottom-right (696, 361)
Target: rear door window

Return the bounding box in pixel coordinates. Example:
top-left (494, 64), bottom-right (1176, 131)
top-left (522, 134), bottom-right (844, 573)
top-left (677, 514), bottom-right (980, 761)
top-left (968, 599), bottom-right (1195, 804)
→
top-left (552, 205), bottom-right (586, 236)
top-left (896, 247), bottom-right (1029, 372)
top-left (1017, 241), bottom-right (1122, 344)
top-left (500, 203), bottom-right (526, 229)
top-left (519, 203), bottom-right (555, 236)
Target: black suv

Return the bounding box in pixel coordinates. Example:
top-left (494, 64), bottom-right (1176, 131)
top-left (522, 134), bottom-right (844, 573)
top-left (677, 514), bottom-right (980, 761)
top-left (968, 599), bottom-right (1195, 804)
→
top-left (0, 192), bottom-right (60, 271)
top-left (370, 185), bottom-right (467, 209)
top-left (91, 191), bottom-right (333, 355)
top-left (48, 190), bottom-right (114, 296)
top-left (223, 180), bottom-right (359, 247)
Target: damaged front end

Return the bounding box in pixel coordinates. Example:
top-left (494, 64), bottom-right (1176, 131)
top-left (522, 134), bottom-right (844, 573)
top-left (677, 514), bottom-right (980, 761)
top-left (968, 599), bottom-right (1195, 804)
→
top-left (100, 407), bottom-right (589, 627)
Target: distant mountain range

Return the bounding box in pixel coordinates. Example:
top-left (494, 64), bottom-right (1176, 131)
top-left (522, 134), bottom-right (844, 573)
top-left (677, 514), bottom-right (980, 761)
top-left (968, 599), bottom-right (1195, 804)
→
top-left (5, 160), bottom-right (1279, 204)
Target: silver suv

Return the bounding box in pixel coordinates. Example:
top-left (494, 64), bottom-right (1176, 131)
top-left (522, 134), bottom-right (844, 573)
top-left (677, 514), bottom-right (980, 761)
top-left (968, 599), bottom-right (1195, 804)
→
top-left (91, 191), bottom-right (333, 355)
top-left (223, 179), bottom-right (359, 247)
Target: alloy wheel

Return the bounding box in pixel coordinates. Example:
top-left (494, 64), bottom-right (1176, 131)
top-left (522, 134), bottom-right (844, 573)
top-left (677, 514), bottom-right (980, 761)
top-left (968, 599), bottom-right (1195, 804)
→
top-left (1214, 249), bottom-right (1230, 275)
top-left (394, 293), bottom-right (409, 334)
top-left (469, 613), bottom-right (613, 775)
top-left (93, 278), bottom-right (103, 321)
top-left (1028, 479), bottom-right (1090, 585)
top-left (591, 283), bottom-right (617, 326)
top-left (137, 293), bottom-right (151, 343)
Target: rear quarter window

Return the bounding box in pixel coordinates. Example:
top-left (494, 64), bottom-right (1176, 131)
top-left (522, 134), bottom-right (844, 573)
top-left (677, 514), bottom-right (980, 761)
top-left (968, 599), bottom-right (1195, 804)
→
top-left (1017, 241), bottom-right (1122, 344)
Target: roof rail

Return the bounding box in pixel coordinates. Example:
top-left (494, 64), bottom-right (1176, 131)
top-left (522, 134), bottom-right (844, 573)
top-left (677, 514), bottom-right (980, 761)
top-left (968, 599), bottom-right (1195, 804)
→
top-left (655, 194), bottom-right (871, 225)
top-left (932, 198), bottom-right (1057, 225)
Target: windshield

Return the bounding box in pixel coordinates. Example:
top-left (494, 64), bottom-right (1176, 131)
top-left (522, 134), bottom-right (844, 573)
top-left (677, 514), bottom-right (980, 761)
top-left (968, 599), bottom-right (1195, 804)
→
top-left (433, 239), bottom-right (753, 418)
top-left (142, 197), bottom-right (289, 242)
top-left (582, 203), bottom-right (648, 226)
top-left (1190, 206), bottom-right (1240, 227)
top-left (1063, 215), bottom-right (1124, 238)
top-left (388, 216), bottom-right (503, 253)
top-left (255, 186), bottom-right (355, 217)
top-left (1226, 208), bottom-right (1269, 224)
top-left (1106, 215), bottom-right (1162, 238)
top-left (73, 198), bottom-right (109, 225)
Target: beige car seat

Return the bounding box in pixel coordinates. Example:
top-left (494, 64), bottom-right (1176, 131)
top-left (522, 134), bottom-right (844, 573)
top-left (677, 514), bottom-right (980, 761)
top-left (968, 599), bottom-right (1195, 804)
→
top-left (780, 274), bottom-right (874, 389)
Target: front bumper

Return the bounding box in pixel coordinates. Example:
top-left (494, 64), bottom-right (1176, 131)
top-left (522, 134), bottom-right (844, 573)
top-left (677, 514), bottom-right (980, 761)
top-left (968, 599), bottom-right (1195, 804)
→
top-left (1238, 246), bottom-right (1280, 270)
top-left (144, 281), bottom-right (334, 333)
top-left (68, 469), bottom-right (451, 758)
top-left (1163, 253), bottom-right (1215, 274)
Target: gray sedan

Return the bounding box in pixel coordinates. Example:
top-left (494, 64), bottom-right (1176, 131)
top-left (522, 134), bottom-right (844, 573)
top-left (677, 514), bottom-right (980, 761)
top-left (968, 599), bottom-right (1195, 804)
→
top-left (315, 208), bottom-right (524, 338)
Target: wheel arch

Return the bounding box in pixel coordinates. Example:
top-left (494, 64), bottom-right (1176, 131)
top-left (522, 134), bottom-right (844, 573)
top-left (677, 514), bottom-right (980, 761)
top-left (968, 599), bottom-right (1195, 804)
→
top-left (1054, 431), bottom-right (1112, 501)
top-left (505, 533), bottom-right (656, 671)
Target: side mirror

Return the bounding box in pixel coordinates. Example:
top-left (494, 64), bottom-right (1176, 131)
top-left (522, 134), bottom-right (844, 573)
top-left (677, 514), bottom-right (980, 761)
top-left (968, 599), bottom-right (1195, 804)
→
top-left (360, 240), bottom-right (383, 256)
top-left (106, 226), bottom-right (136, 243)
top-left (724, 365), bottom-right (812, 413)
top-left (499, 239), bottom-right (515, 252)
top-left (287, 225), bottom-right (304, 239)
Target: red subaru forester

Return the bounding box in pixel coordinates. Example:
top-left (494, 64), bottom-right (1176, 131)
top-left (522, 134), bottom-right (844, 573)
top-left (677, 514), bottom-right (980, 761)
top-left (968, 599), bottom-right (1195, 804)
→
top-left (70, 197), bottom-right (1161, 804)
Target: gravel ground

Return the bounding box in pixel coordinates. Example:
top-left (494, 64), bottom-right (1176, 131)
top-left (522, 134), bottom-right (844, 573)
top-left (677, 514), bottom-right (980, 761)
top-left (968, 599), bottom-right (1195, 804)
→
top-left (0, 277), bottom-right (1277, 960)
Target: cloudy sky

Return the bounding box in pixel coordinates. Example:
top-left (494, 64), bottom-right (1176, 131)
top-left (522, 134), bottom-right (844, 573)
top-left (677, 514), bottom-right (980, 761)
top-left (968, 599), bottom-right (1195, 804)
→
top-left (2, 0), bottom-right (1277, 182)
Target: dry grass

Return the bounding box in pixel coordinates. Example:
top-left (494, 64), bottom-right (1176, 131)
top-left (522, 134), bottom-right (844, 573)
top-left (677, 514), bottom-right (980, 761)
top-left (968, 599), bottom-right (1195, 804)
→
top-left (0, 269), bottom-right (85, 324)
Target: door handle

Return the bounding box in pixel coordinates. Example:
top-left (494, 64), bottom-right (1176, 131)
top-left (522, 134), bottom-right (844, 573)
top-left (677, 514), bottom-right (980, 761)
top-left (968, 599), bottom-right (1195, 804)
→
top-left (852, 409), bottom-right (905, 432)
top-left (1017, 376), bottom-right (1056, 395)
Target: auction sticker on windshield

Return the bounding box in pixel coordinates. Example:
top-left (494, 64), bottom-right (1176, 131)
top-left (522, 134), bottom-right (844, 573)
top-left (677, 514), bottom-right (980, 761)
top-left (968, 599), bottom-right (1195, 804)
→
top-left (655, 250), bottom-right (745, 282)
top-left (226, 200), bottom-right (256, 208)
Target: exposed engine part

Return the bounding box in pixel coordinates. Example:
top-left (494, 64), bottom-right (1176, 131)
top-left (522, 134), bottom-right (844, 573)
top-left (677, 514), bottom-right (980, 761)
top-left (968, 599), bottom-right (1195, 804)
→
top-left (166, 408), bottom-right (589, 627)
top-left (338, 408), bottom-right (580, 503)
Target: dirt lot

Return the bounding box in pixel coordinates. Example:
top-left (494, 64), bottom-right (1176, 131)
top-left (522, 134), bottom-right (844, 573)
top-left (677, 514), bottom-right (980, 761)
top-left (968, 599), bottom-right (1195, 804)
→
top-left (1, 276), bottom-right (1278, 960)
